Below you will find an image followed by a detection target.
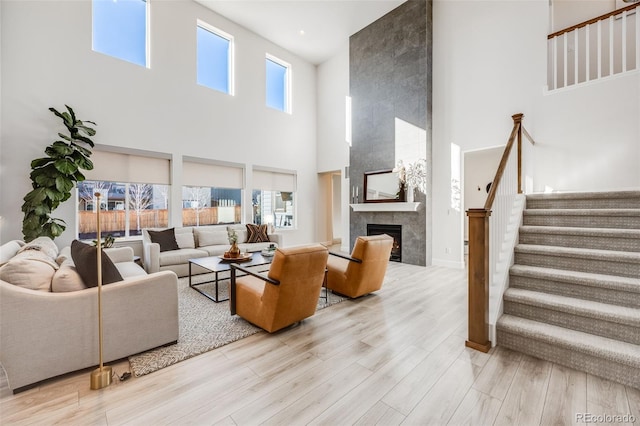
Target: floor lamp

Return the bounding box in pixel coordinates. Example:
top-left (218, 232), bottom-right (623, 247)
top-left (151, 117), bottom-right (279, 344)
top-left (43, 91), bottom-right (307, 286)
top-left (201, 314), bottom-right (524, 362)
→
top-left (90, 192), bottom-right (112, 390)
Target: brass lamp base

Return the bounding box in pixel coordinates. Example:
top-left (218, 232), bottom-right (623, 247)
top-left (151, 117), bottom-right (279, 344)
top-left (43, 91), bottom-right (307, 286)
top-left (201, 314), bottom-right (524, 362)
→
top-left (90, 366), bottom-right (112, 390)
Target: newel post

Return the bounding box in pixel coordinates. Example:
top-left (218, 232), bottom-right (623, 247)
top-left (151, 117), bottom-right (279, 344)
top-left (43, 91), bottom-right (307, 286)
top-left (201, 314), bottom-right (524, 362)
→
top-left (466, 208), bottom-right (492, 353)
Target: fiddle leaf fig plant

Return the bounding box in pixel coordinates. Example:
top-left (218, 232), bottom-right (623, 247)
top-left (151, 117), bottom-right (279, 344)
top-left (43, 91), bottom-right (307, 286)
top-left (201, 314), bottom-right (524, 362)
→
top-left (21, 105), bottom-right (96, 242)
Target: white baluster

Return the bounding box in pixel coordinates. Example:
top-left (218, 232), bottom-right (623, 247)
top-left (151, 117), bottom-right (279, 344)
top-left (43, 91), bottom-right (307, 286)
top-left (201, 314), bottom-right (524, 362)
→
top-left (586, 25), bottom-right (591, 82)
top-left (622, 11), bottom-right (627, 72)
top-left (609, 15), bottom-right (614, 76)
top-left (574, 29), bottom-right (579, 84)
top-left (598, 20), bottom-right (602, 78)
top-left (563, 32), bottom-right (568, 88)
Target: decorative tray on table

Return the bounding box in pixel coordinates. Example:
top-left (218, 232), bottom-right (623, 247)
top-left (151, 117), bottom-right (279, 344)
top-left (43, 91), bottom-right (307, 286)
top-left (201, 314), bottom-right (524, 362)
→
top-left (219, 253), bottom-right (252, 262)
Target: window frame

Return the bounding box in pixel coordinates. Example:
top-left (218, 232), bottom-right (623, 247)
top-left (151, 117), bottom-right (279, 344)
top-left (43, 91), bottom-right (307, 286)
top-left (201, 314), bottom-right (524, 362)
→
top-left (76, 180), bottom-right (170, 240)
top-left (265, 53), bottom-right (292, 113)
top-left (91, 0), bottom-right (150, 68)
top-left (196, 20), bottom-right (235, 95)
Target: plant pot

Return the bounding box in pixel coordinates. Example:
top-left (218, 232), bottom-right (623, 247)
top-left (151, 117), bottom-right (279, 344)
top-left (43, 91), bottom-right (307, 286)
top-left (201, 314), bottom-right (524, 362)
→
top-left (227, 241), bottom-right (241, 258)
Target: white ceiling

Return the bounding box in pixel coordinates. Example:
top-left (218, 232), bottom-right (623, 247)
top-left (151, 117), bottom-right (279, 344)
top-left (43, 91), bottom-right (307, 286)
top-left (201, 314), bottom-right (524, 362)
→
top-left (194, 0), bottom-right (407, 65)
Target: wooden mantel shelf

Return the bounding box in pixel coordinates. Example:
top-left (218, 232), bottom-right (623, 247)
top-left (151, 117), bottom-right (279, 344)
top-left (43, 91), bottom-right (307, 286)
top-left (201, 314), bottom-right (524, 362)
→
top-left (350, 202), bottom-right (421, 212)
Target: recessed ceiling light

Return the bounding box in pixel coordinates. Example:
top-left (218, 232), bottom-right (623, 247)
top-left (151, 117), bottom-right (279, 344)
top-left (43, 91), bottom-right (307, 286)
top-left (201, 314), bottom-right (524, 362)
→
top-left (299, 30), bottom-right (305, 36)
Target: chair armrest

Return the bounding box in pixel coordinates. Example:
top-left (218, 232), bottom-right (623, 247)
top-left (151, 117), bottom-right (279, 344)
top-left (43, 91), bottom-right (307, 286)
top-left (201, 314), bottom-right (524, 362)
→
top-left (229, 264), bottom-right (280, 315)
top-left (231, 264), bottom-right (280, 285)
top-left (328, 251), bottom-right (363, 263)
top-left (142, 242), bottom-right (160, 273)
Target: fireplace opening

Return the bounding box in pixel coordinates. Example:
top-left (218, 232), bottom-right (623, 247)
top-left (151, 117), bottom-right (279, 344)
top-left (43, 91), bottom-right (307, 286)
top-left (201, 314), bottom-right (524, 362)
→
top-left (367, 224), bottom-right (401, 262)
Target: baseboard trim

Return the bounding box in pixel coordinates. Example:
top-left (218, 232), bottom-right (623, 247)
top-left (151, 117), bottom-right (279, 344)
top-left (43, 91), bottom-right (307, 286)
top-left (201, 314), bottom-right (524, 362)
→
top-left (432, 258), bottom-right (465, 269)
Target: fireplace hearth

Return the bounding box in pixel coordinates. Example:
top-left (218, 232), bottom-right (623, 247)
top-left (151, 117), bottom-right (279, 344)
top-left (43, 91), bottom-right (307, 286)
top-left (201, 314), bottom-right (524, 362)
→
top-left (367, 224), bottom-right (402, 262)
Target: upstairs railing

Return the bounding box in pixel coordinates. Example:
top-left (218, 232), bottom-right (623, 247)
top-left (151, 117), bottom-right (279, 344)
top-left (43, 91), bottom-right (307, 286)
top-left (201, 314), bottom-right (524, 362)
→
top-left (548, 3), bottom-right (639, 91)
top-left (466, 113), bottom-right (536, 353)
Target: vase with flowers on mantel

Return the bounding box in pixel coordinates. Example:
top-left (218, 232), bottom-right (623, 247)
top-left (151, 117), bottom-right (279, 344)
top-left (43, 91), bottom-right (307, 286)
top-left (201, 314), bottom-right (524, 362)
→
top-left (406, 185), bottom-right (415, 203)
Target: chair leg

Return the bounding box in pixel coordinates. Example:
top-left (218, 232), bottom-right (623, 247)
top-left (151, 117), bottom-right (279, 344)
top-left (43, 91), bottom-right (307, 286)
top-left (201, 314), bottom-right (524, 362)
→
top-left (230, 267), bottom-right (237, 315)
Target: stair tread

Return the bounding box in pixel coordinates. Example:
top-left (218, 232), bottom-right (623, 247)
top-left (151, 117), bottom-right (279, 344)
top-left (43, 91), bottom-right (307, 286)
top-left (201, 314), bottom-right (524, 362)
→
top-left (504, 288), bottom-right (640, 326)
top-left (497, 314), bottom-right (640, 367)
top-left (519, 225), bottom-right (640, 238)
top-left (526, 191), bottom-right (640, 201)
top-left (524, 209), bottom-right (640, 216)
top-left (515, 244), bottom-right (640, 261)
top-left (510, 264), bottom-right (640, 293)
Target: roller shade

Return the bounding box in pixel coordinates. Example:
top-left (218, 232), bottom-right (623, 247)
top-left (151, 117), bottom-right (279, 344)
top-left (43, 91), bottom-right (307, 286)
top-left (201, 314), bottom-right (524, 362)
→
top-left (253, 169), bottom-right (296, 192)
top-left (85, 151), bottom-right (170, 185)
top-left (183, 161), bottom-right (244, 189)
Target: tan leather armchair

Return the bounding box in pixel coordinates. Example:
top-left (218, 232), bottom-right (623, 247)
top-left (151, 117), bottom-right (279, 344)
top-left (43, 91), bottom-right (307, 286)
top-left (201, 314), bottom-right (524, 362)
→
top-left (229, 244), bottom-right (329, 333)
top-left (326, 234), bottom-right (394, 298)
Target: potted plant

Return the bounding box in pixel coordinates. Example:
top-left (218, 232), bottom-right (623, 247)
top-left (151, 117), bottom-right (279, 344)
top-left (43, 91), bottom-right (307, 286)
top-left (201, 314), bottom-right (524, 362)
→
top-left (21, 105), bottom-right (96, 242)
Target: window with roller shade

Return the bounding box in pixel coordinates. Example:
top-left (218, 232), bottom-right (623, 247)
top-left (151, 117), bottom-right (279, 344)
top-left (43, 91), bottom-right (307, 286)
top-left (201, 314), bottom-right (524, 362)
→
top-left (77, 151), bottom-right (170, 239)
top-left (182, 160), bottom-right (244, 226)
top-left (252, 169), bottom-right (296, 229)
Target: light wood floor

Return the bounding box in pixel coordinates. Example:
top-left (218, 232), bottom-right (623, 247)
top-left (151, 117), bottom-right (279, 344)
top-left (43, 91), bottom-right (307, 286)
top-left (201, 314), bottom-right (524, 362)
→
top-left (1, 262), bottom-right (639, 425)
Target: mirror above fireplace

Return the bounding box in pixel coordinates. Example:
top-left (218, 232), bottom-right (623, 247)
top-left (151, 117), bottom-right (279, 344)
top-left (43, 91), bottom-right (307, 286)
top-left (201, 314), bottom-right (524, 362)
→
top-left (364, 169), bottom-right (404, 203)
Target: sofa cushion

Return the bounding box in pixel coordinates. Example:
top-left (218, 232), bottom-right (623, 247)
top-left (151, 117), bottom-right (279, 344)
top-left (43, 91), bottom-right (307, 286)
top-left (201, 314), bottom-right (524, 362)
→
top-left (51, 260), bottom-right (87, 292)
top-left (246, 224), bottom-right (269, 243)
top-left (148, 228), bottom-right (180, 252)
top-left (0, 249), bottom-right (58, 292)
top-left (198, 245), bottom-right (229, 256)
top-left (71, 240), bottom-right (123, 288)
top-left (195, 228), bottom-right (229, 247)
top-left (17, 237), bottom-right (58, 261)
top-left (159, 248), bottom-right (208, 266)
top-left (175, 232), bottom-right (196, 249)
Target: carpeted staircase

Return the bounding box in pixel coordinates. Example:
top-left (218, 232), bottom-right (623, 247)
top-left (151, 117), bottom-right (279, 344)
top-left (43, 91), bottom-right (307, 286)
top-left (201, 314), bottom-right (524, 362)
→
top-left (496, 191), bottom-right (640, 389)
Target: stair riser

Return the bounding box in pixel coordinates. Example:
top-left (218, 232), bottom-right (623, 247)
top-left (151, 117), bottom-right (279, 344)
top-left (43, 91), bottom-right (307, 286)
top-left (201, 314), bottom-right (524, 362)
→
top-left (519, 232), bottom-right (640, 252)
top-left (503, 301), bottom-right (640, 345)
top-left (523, 215), bottom-right (640, 229)
top-left (509, 274), bottom-right (640, 309)
top-left (496, 330), bottom-right (640, 389)
top-left (514, 252), bottom-right (640, 279)
top-left (526, 198), bottom-right (640, 210)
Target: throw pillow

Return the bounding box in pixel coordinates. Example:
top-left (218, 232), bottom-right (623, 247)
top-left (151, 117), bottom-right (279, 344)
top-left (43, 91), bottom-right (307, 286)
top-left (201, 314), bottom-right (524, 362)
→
top-left (195, 228), bottom-right (229, 247)
top-left (0, 240), bottom-right (25, 266)
top-left (246, 224), bottom-right (270, 243)
top-left (71, 240), bottom-right (123, 288)
top-left (17, 236), bottom-right (59, 261)
top-left (51, 260), bottom-right (87, 292)
top-left (0, 250), bottom-right (58, 292)
top-left (175, 232), bottom-right (195, 249)
top-left (147, 228), bottom-right (180, 252)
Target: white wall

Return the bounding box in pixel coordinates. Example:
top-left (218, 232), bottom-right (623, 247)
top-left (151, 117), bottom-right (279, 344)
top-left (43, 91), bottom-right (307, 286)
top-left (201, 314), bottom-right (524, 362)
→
top-left (316, 43), bottom-right (350, 249)
top-left (0, 0), bottom-right (318, 248)
top-left (463, 146), bottom-right (504, 240)
top-left (432, 0), bottom-right (639, 267)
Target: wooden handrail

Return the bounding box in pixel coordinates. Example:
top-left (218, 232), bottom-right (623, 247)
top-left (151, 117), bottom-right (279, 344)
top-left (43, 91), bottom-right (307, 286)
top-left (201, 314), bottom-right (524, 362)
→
top-left (484, 114), bottom-right (522, 209)
top-left (548, 3), bottom-right (639, 39)
top-left (522, 126), bottom-right (536, 146)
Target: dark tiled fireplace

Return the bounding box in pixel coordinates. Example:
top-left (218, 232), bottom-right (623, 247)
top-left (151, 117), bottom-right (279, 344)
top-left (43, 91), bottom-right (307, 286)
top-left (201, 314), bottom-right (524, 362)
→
top-left (367, 224), bottom-right (402, 262)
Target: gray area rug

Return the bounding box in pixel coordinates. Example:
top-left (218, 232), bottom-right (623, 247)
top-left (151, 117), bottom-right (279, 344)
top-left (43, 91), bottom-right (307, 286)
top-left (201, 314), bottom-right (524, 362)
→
top-left (129, 272), bottom-right (347, 377)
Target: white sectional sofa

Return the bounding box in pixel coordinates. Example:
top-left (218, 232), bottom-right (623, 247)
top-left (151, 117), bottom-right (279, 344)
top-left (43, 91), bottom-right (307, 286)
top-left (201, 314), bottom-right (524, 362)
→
top-left (142, 224), bottom-right (282, 277)
top-left (0, 238), bottom-right (179, 393)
